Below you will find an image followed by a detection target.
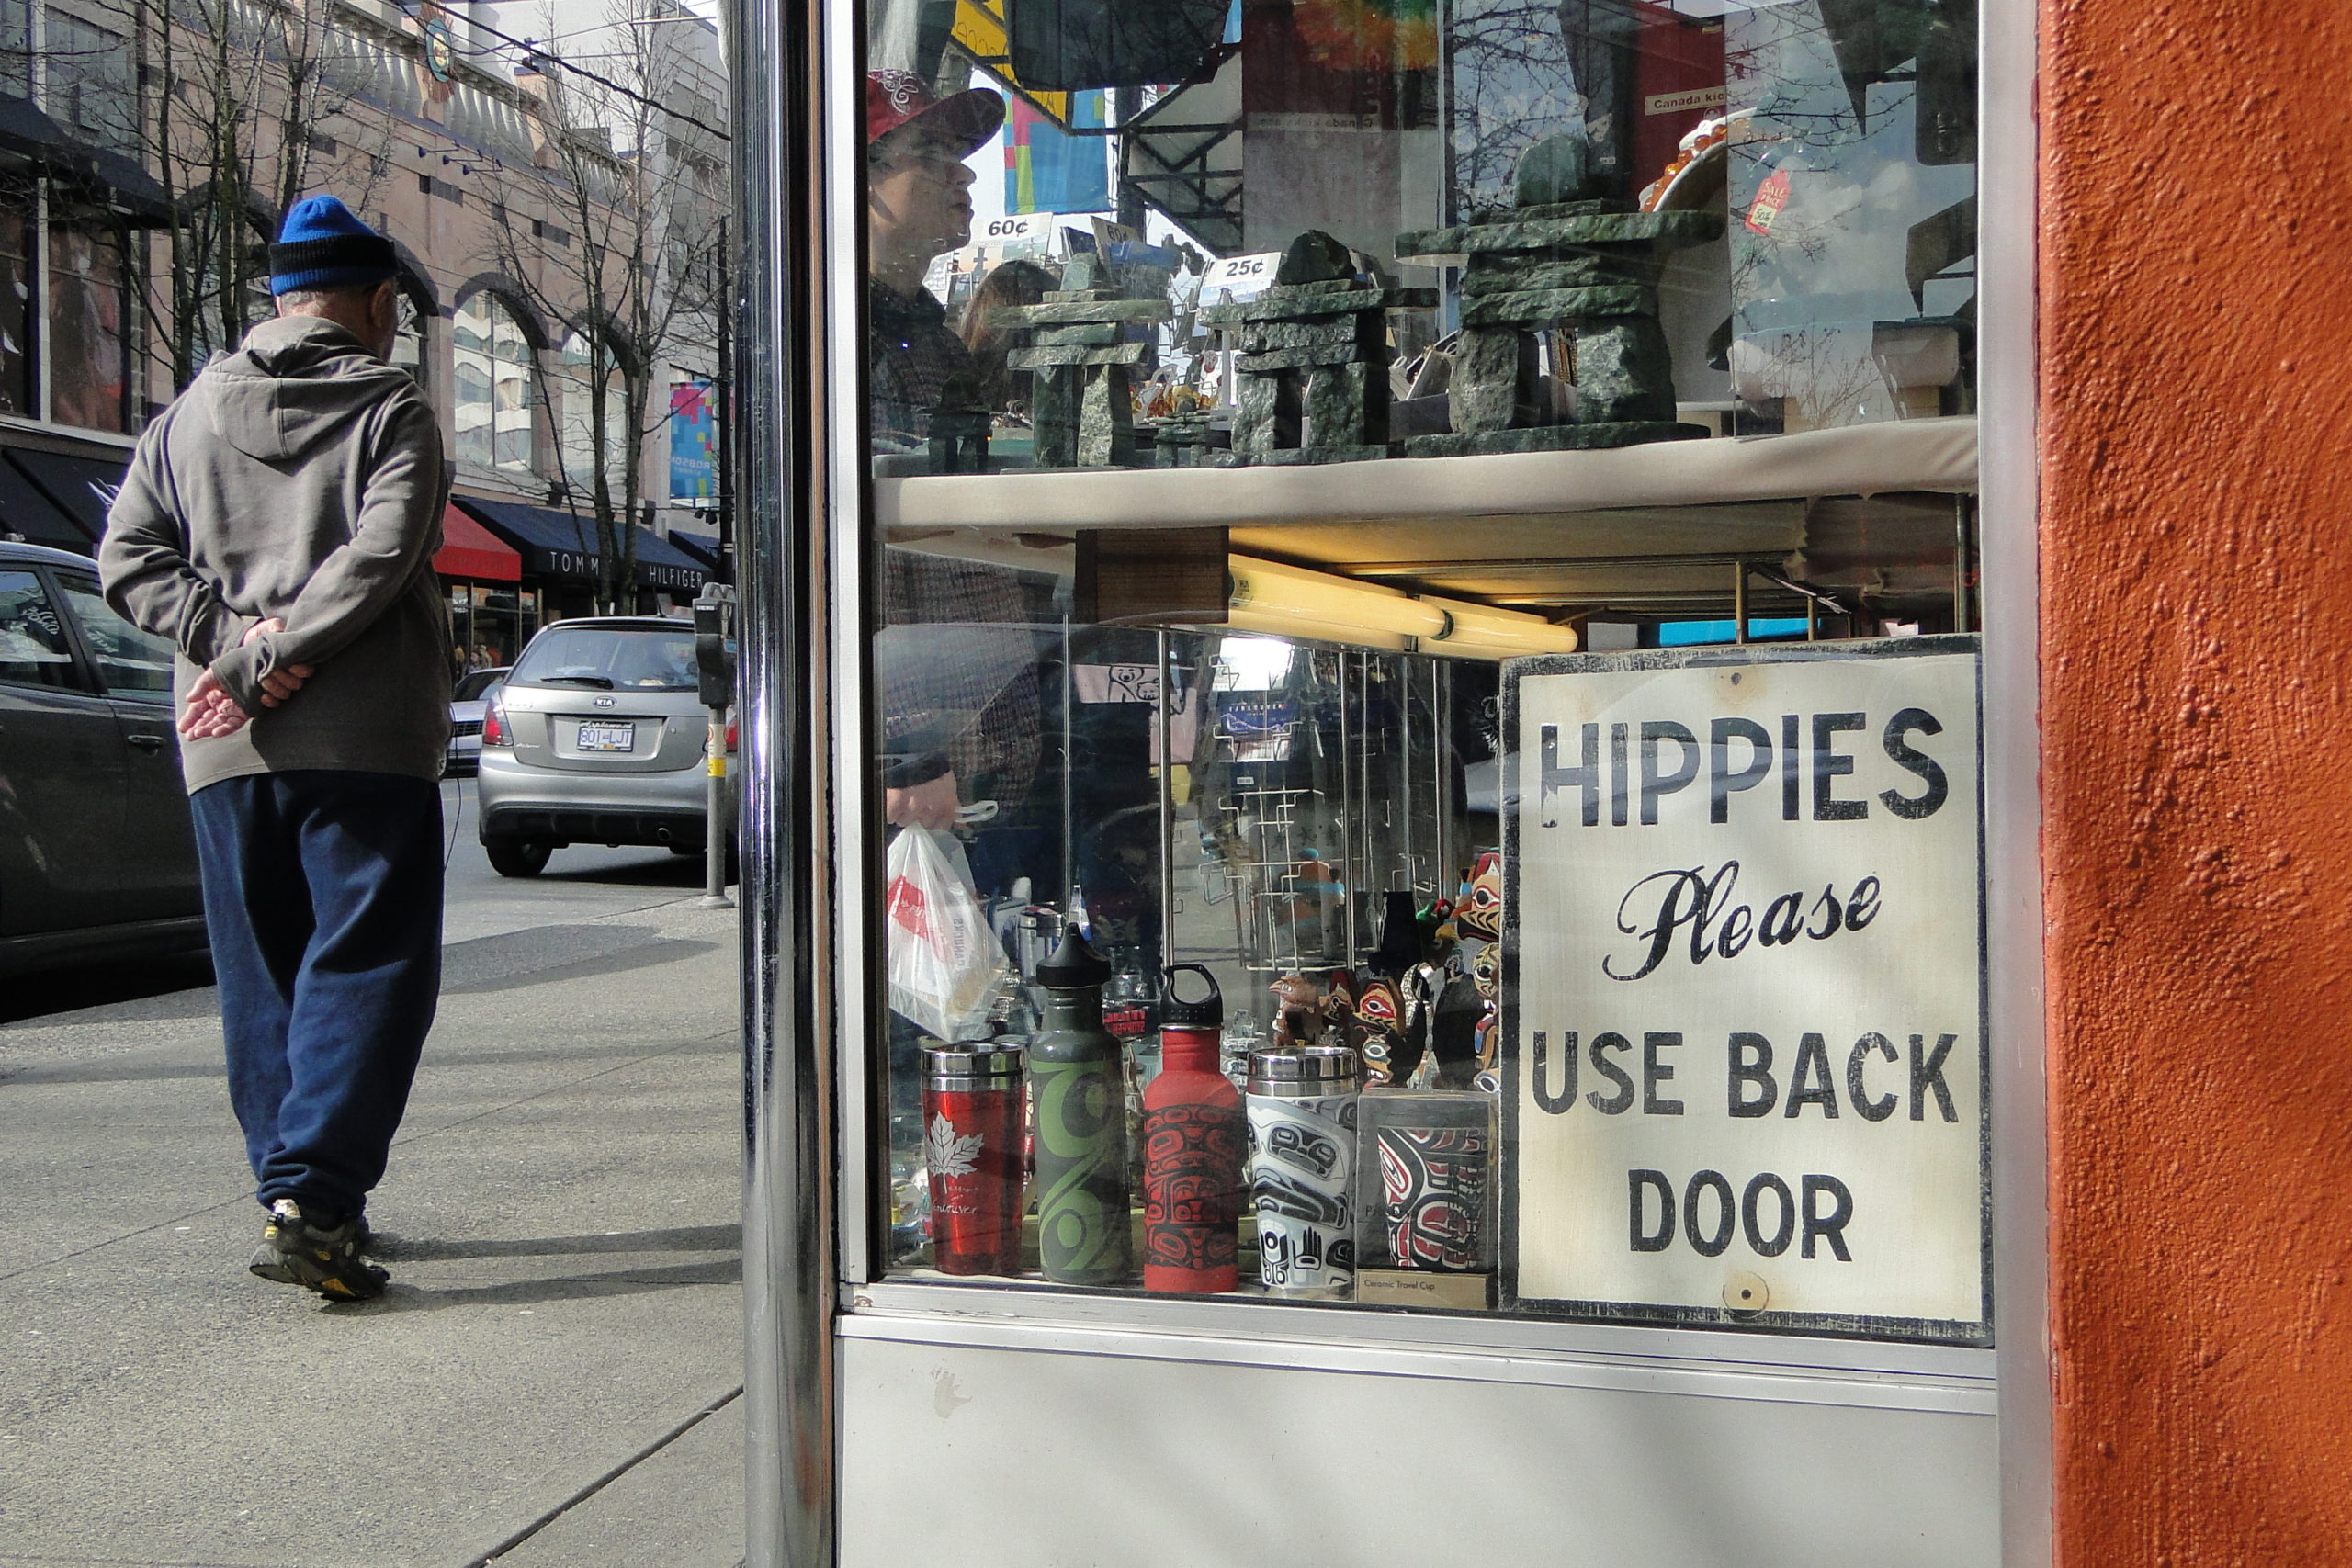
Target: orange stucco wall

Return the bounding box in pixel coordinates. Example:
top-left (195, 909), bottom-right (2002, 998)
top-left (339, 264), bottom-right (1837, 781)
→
top-left (2039, 1), bottom-right (2352, 1560)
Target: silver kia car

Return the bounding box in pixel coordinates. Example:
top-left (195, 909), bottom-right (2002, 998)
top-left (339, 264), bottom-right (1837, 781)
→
top-left (475, 616), bottom-right (731, 878)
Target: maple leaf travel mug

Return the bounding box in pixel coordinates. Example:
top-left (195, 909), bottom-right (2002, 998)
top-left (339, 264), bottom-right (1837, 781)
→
top-left (922, 1043), bottom-right (1027, 1276)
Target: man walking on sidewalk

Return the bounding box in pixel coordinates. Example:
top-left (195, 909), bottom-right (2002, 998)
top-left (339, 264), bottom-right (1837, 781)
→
top-left (101, 196), bottom-right (453, 1301)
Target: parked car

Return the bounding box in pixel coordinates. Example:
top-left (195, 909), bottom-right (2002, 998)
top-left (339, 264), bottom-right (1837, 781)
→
top-left (0, 540), bottom-right (206, 976)
top-left (444, 665), bottom-right (510, 777)
top-left (475, 616), bottom-right (733, 878)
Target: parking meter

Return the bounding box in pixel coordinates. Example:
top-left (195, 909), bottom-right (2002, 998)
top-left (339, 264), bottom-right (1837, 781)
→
top-left (691, 583), bottom-right (739, 908)
top-left (693, 584), bottom-right (737, 710)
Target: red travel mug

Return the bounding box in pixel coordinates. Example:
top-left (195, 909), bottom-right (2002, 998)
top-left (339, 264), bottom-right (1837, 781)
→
top-left (922, 1043), bottom-right (1027, 1276)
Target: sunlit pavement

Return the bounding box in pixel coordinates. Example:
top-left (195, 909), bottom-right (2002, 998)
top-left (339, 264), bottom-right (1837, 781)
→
top-left (0, 788), bottom-right (746, 1567)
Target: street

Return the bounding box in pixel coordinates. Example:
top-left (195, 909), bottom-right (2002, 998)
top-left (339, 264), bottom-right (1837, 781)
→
top-left (2, 779), bottom-right (713, 1027)
top-left (0, 776), bottom-right (745, 1567)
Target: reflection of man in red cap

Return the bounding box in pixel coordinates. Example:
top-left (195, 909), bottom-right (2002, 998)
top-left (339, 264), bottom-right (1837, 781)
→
top-left (866, 70), bottom-right (1039, 836)
top-left (866, 69), bottom-right (1005, 446)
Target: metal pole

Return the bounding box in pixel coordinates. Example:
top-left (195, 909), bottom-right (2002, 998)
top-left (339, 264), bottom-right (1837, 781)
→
top-left (1061, 610), bottom-right (1075, 906)
top-left (1733, 561), bottom-right (1749, 644)
top-left (699, 706), bottom-right (734, 909)
top-left (1954, 494), bottom-right (1977, 634)
top-left (733, 0), bottom-right (834, 1551)
top-left (1338, 646), bottom-right (1355, 963)
top-left (1157, 629), bottom-right (1176, 967)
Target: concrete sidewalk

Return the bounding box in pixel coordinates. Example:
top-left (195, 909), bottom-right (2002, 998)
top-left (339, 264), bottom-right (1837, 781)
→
top-left (0, 897), bottom-right (745, 1568)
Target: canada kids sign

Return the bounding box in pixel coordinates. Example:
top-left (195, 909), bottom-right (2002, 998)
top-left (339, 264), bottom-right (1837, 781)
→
top-left (1501, 639), bottom-right (1985, 1338)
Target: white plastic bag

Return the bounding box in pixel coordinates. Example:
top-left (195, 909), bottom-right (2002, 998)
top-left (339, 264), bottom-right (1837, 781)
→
top-left (886, 825), bottom-right (1008, 1042)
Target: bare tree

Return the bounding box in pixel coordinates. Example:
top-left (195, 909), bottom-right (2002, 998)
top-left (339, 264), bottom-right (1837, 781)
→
top-left (62, 0), bottom-right (401, 390)
top-left (475, 0), bottom-right (728, 613)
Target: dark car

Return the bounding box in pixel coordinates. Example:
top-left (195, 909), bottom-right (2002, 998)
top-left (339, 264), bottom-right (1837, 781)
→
top-left (0, 540), bottom-right (205, 976)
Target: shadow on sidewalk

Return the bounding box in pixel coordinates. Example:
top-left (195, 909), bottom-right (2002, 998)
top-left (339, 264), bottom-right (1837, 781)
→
top-left (350, 1257), bottom-right (744, 1313)
top-left (376, 1223), bottom-right (741, 1259)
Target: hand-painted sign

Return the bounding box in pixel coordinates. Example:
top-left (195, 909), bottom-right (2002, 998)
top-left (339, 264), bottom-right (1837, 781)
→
top-left (1501, 638), bottom-right (1985, 1341)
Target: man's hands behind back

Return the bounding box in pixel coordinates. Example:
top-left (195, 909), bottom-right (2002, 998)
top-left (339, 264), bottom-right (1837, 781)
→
top-left (177, 618), bottom-right (316, 739)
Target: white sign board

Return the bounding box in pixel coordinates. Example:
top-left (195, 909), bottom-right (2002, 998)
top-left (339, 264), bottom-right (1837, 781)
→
top-left (975, 212), bottom-right (1056, 246)
top-left (1200, 251), bottom-right (1283, 301)
top-left (1502, 640), bottom-right (1986, 1341)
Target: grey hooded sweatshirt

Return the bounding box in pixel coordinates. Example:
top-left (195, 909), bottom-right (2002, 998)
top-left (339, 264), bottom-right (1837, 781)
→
top-left (101, 315), bottom-right (455, 795)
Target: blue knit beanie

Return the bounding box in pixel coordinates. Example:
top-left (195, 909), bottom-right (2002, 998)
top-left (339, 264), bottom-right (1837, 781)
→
top-left (269, 196), bottom-right (398, 296)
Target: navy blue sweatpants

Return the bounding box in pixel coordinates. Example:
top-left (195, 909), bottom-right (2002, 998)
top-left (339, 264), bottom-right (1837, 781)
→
top-left (189, 771), bottom-right (443, 1219)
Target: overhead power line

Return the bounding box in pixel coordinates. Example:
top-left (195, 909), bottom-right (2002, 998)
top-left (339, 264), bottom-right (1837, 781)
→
top-left (397, 2), bottom-right (730, 143)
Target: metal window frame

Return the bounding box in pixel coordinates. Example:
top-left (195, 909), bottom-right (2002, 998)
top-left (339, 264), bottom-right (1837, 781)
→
top-left (733, 0), bottom-right (2051, 1554)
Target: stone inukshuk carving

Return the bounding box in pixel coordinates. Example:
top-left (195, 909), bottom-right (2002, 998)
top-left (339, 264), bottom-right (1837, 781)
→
top-left (1198, 231), bottom-right (1436, 466)
top-left (926, 368), bottom-right (990, 474)
top-left (1394, 132), bottom-right (1723, 456)
top-left (989, 254), bottom-right (1171, 468)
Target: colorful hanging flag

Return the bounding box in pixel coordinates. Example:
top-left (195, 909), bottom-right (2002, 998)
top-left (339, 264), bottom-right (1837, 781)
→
top-left (1005, 91), bottom-right (1109, 216)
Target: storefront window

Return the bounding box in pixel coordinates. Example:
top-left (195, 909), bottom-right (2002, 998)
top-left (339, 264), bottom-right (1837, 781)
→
top-left (44, 13), bottom-right (137, 151)
top-left (0, 0), bottom-right (27, 98)
top-left (0, 188), bottom-right (34, 416)
top-left (447, 581), bottom-right (536, 671)
top-left (47, 220), bottom-right (131, 434)
top-left (452, 291), bottom-right (538, 472)
top-left (861, 0), bottom-right (1985, 1342)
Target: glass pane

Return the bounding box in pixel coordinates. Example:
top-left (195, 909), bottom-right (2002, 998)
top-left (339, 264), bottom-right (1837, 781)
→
top-left (45, 15), bottom-right (137, 150)
top-left (54, 576), bottom-right (175, 700)
top-left (511, 624), bottom-right (695, 692)
top-left (558, 332), bottom-right (631, 493)
top-left (858, 0), bottom-right (1984, 1338)
top-left (48, 224), bottom-right (131, 434)
top-left (0, 570), bottom-right (78, 689)
top-left (454, 293), bottom-right (538, 472)
top-left (0, 192), bottom-right (33, 415)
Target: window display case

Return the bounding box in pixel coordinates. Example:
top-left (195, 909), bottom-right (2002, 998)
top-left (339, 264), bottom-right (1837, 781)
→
top-left (736, 0), bottom-right (2019, 1561)
top-left (862, 0), bottom-right (1984, 1323)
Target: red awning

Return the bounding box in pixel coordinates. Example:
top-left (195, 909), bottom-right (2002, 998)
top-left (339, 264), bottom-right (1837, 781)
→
top-left (433, 502), bottom-right (521, 582)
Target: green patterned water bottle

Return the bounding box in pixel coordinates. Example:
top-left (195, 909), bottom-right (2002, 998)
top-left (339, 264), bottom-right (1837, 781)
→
top-left (1030, 923), bottom-right (1131, 1285)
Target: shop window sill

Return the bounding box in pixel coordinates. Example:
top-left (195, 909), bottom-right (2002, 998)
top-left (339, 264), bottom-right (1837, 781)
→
top-left (876, 418), bottom-right (1976, 542)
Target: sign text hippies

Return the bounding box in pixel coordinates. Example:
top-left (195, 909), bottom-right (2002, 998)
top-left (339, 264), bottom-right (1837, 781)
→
top-left (1501, 639), bottom-right (1984, 1339)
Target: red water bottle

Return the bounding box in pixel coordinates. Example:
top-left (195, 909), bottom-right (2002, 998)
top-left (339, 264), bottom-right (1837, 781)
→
top-left (922, 1043), bottom-right (1027, 1276)
top-left (1142, 965), bottom-right (1243, 1293)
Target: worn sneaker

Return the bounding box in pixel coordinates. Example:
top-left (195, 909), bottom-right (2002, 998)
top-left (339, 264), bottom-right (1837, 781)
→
top-left (249, 1200), bottom-right (390, 1301)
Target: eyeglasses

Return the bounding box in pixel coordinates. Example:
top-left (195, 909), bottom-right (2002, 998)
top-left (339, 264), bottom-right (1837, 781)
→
top-left (870, 135), bottom-right (967, 175)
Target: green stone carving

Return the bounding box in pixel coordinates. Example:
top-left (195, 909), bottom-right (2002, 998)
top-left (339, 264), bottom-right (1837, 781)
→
top-left (1031, 321), bottom-right (1125, 346)
top-left (1571, 317), bottom-right (1679, 424)
top-left (1455, 284), bottom-right (1655, 328)
top-left (1403, 421), bottom-right (1707, 457)
top-left (1458, 254), bottom-right (1660, 294)
top-left (1392, 128), bottom-right (1717, 457)
top-left (1010, 343), bottom-right (1153, 369)
top-left (1200, 229), bottom-right (1430, 467)
top-left (1274, 229), bottom-right (1354, 286)
top-left (926, 369), bottom-right (990, 474)
top-left (1514, 132), bottom-right (1595, 209)
top-left (988, 269), bottom-right (1171, 469)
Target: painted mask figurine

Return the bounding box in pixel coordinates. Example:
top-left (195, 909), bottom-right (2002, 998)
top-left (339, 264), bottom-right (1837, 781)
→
top-left (1317, 968), bottom-right (1359, 1043)
top-left (1270, 973), bottom-right (1324, 1050)
top-left (1456, 852), bottom-right (1502, 945)
top-left (1352, 973), bottom-right (1407, 1088)
top-left (1471, 939), bottom-right (1502, 1094)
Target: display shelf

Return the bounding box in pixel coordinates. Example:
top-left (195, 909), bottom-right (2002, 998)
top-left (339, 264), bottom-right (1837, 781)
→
top-left (876, 417), bottom-right (1976, 539)
top-left (880, 419), bottom-right (1977, 615)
